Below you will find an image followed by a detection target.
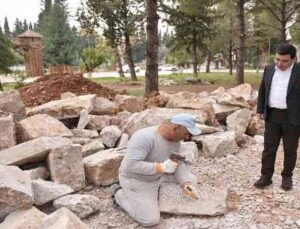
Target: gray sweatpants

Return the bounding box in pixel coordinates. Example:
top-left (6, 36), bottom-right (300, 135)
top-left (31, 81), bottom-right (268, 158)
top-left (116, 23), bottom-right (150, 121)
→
top-left (115, 173), bottom-right (197, 227)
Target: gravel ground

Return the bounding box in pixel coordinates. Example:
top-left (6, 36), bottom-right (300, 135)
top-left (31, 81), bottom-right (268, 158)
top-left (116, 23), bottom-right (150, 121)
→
top-left (80, 142), bottom-right (300, 229)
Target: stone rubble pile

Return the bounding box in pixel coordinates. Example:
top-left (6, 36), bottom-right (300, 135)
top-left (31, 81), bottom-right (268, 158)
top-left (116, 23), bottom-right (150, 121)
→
top-left (0, 83), bottom-right (266, 228)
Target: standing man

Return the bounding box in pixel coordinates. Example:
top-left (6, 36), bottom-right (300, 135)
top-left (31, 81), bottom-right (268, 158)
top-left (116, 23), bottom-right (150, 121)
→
top-left (255, 44), bottom-right (300, 191)
top-left (113, 113), bottom-right (201, 227)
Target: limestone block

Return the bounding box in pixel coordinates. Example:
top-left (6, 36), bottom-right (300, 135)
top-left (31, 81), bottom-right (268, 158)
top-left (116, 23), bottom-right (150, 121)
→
top-left (215, 92), bottom-right (250, 108)
top-left (235, 132), bottom-right (256, 148)
top-left (123, 107), bottom-right (208, 137)
top-left (0, 203), bottom-right (16, 221)
top-left (100, 125), bottom-right (122, 148)
top-left (91, 97), bottom-right (119, 115)
top-left (81, 140), bottom-right (105, 158)
top-left (210, 86), bottom-right (226, 95)
top-left (0, 165), bottom-right (33, 208)
top-left (228, 83), bottom-right (253, 101)
top-left (159, 183), bottom-right (228, 216)
top-left (32, 179), bottom-right (74, 206)
top-left (24, 166), bottom-right (49, 180)
top-left (0, 90), bottom-right (25, 116)
top-left (116, 133), bottom-right (129, 148)
top-left (83, 151), bottom-right (124, 186)
top-left (246, 114), bottom-right (265, 136)
top-left (87, 115), bottom-right (110, 130)
top-left (39, 207), bottom-right (89, 229)
top-left (254, 135), bottom-right (264, 144)
top-left (114, 94), bottom-right (144, 113)
top-left (110, 111), bottom-right (132, 130)
top-left (71, 137), bottom-right (92, 145)
top-left (226, 108), bottom-right (252, 133)
top-left (179, 141), bottom-right (199, 164)
top-left (17, 114), bottom-right (73, 142)
top-left (60, 92), bottom-right (76, 99)
top-left (165, 92), bottom-right (217, 125)
top-left (77, 109), bottom-right (90, 130)
top-left (71, 129), bottom-right (99, 139)
top-left (212, 104), bottom-right (240, 122)
top-left (53, 194), bottom-right (101, 219)
top-left (47, 145), bottom-right (85, 191)
top-left (192, 131), bottom-right (239, 157)
top-left (0, 136), bottom-right (72, 166)
top-left (196, 123), bottom-right (223, 134)
top-left (0, 113), bottom-right (16, 150)
top-left (26, 94), bottom-right (96, 119)
top-left (0, 207), bottom-right (46, 229)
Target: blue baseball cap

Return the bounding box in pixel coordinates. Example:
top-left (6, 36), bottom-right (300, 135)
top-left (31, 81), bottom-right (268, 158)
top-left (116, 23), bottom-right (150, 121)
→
top-left (170, 113), bottom-right (202, 135)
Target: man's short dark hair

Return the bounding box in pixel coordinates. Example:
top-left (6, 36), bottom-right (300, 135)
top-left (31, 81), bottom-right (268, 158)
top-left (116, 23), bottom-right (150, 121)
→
top-left (276, 44), bottom-right (297, 59)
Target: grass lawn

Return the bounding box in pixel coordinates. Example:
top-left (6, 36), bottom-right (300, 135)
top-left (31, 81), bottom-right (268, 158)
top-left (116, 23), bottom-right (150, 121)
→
top-left (90, 72), bottom-right (262, 97)
top-left (162, 72), bottom-right (262, 87)
top-left (2, 83), bottom-right (16, 91)
top-left (1, 72), bottom-right (262, 95)
top-left (91, 72), bottom-right (262, 87)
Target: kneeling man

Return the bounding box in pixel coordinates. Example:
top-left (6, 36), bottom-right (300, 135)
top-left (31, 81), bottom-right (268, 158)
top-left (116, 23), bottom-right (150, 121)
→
top-left (113, 113), bottom-right (201, 227)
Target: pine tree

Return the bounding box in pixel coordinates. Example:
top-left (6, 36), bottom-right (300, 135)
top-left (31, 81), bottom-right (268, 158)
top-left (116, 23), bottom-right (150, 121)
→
top-left (161, 0), bottom-right (214, 78)
top-left (81, 0), bottom-right (144, 81)
top-left (0, 31), bottom-right (16, 74)
top-left (37, 0), bottom-right (52, 32)
top-left (44, 0), bottom-right (52, 10)
top-left (132, 27), bottom-right (147, 63)
top-left (4, 17), bottom-right (11, 37)
top-left (29, 22), bottom-right (33, 30)
top-left (23, 19), bottom-right (29, 32)
top-left (12, 18), bottom-right (23, 37)
top-left (40, 1), bottom-right (77, 66)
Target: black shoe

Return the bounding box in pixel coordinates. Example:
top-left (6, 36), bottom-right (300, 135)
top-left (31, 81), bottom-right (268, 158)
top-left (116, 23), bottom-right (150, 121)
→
top-left (281, 176), bottom-right (292, 191)
top-left (110, 183), bottom-right (122, 209)
top-left (112, 198), bottom-right (122, 209)
top-left (254, 176), bottom-right (272, 189)
top-left (110, 183), bottom-right (121, 197)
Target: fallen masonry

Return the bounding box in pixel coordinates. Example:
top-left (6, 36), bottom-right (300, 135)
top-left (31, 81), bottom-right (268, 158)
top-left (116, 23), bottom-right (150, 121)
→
top-left (1, 83), bottom-right (297, 229)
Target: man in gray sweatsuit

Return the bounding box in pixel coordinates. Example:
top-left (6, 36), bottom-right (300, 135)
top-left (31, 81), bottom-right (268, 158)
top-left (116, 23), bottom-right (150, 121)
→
top-left (114, 113), bottom-right (201, 227)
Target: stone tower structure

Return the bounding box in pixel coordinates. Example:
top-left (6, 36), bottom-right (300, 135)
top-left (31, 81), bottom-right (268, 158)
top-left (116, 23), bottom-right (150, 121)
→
top-left (16, 30), bottom-right (44, 76)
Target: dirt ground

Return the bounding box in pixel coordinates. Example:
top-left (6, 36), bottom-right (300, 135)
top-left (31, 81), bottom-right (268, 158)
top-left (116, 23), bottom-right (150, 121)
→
top-left (17, 74), bottom-right (224, 107)
top-left (18, 74), bottom-right (117, 106)
top-left (81, 144), bottom-right (300, 229)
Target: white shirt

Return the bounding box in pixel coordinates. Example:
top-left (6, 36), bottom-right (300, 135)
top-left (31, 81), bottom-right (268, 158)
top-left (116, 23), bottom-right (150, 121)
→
top-left (268, 64), bottom-right (294, 109)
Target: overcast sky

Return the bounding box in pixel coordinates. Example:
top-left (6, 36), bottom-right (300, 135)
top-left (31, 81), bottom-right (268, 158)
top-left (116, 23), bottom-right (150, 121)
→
top-left (0, 0), bottom-right (83, 29)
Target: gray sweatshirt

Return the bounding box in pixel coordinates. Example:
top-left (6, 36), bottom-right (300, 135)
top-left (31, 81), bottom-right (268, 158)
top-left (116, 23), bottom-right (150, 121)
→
top-left (119, 126), bottom-right (192, 185)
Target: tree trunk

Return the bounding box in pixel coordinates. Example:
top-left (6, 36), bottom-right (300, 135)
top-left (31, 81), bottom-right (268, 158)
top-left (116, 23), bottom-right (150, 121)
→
top-left (124, 31), bottom-right (137, 81)
top-left (0, 81), bottom-right (3, 91)
top-left (115, 47), bottom-right (125, 78)
top-left (280, 1), bottom-right (287, 44)
top-left (229, 15), bottom-right (233, 75)
top-left (235, 0), bottom-right (245, 84)
top-left (256, 46), bottom-right (260, 73)
top-left (280, 21), bottom-right (287, 44)
top-left (206, 51), bottom-right (211, 73)
top-left (229, 41), bottom-right (233, 75)
top-left (145, 0), bottom-right (159, 97)
top-left (192, 33), bottom-right (198, 78)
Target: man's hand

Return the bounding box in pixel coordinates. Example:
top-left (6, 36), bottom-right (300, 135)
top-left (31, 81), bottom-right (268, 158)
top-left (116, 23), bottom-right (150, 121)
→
top-left (183, 183), bottom-right (200, 199)
top-left (156, 159), bottom-right (178, 174)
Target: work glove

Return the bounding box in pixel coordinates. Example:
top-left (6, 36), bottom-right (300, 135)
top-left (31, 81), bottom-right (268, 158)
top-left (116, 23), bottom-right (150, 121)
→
top-left (183, 183), bottom-right (200, 199)
top-left (156, 159), bottom-right (178, 174)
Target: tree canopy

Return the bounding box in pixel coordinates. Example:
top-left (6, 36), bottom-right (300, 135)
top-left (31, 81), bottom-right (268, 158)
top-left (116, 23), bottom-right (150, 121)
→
top-left (37, 0), bottom-right (78, 66)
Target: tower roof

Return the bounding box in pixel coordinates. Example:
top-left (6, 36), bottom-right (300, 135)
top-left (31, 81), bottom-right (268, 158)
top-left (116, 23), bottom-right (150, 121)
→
top-left (16, 30), bottom-right (43, 38)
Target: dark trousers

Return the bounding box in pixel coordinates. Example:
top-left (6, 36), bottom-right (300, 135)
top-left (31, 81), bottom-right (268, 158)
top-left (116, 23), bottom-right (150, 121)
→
top-left (262, 108), bottom-right (300, 178)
